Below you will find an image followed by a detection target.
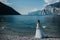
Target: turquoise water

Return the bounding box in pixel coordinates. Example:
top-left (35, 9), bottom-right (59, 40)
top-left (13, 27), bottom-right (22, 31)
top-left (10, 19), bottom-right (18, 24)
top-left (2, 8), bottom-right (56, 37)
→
top-left (0, 15), bottom-right (60, 37)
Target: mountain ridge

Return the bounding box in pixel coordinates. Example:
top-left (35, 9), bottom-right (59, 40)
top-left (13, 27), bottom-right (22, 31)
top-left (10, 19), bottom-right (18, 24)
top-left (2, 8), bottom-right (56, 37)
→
top-left (28, 2), bottom-right (60, 15)
top-left (0, 2), bottom-right (21, 15)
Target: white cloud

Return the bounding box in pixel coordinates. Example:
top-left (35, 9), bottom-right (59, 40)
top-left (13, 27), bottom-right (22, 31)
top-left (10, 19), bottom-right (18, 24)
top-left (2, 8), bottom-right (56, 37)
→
top-left (0, 0), bottom-right (12, 5)
top-left (43, 0), bottom-right (60, 9)
top-left (44, 0), bottom-right (52, 4)
top-left (44, 0), bottom-right (60, 4)
top-left (31, 8), bottom-right (39, 11)
top-left (18, 8), bottom-right (40, 15)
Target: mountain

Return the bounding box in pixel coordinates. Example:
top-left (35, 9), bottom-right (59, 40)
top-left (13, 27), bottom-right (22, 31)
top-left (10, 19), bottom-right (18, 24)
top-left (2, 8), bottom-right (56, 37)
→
top-left (28, 2), bottom-right (60, 15)
top-left (0, 2), bottom-right (21, 15)
top-left (44, 2), bottom-right (60, 15)
top-left (28, 10), bottom-right (52, 16)
top-left (28, 10), bottom-right (42, 16)
top-left (48, 2), bottom-right (60, 8)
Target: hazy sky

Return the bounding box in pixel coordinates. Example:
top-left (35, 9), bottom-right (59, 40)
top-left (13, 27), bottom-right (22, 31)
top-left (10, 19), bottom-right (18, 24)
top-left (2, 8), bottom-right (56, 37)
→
top-left (0, 0), bottom-right (59, 15)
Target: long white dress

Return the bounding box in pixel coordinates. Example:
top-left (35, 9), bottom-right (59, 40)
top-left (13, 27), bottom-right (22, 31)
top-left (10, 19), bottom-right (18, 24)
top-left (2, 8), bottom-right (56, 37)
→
top-left (35, 22), bottom-right (45, 38)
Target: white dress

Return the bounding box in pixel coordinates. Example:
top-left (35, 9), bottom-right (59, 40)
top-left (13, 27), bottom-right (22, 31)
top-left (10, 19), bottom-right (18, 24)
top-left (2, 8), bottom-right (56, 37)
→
top-left (35, 23), bottom-right (45, 38)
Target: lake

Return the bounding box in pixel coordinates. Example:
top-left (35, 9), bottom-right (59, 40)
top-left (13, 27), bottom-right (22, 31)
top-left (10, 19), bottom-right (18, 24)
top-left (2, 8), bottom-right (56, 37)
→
top-left (0, 15), bottom-right (60, 37)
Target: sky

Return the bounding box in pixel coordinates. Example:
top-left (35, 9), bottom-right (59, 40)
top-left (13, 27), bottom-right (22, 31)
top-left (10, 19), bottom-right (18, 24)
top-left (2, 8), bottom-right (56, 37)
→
top-left (0, 0), bottom-right (60, 15)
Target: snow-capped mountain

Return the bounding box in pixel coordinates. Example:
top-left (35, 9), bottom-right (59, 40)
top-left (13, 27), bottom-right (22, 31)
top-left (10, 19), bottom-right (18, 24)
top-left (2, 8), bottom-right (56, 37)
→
top-left (28, 2), bottom-right (60, 15)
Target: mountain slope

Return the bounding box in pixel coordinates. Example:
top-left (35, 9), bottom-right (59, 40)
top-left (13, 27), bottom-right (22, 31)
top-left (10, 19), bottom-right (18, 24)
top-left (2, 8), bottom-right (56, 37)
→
top-left (49, 2), bottom-right (60, 8)
top-left (0, 2), bottom-right (21, 15)
top-left (28, 10), bottom-right (42, 16)
top-left (44, 2), bottom-right (60, 15)
top-left (28, 2), bottom-right (60, 15)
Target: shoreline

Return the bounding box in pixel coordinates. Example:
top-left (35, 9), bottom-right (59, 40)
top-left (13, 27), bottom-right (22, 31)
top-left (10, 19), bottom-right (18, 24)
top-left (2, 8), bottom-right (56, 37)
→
top-left (0, 34), bottom-right (60, 40)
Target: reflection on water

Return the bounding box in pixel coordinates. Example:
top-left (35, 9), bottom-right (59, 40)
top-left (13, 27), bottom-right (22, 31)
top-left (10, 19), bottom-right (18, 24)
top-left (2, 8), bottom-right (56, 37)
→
top-left (0, 15), bottom-right (60, 37)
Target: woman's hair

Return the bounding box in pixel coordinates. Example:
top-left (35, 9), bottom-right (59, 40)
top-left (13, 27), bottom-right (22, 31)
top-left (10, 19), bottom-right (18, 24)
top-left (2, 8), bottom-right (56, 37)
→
top-left (38, 20), bottom-right (40, 23)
